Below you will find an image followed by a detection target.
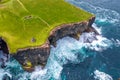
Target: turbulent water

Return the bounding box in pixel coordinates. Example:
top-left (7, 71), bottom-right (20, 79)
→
top-left (0, 0), bottom-right (120, 80)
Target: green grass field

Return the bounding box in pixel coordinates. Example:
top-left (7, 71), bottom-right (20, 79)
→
top-left (0, 0), bottom-right (93, 53)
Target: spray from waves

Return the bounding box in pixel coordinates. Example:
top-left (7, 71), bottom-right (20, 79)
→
top-left (0, 25), bottom-right (115, 80)
top-left (92, 23), bottom-right (102, 34)
top-left (66, 0), bottom-right (120, 25)
top-left (1, 4), bottom-right (119, 80)
top-left (0, 1), bottom-right (119, 80)
top-left (0, 58), bottom-right (32, 80)
top-left (0, 69), bottom-right (12, 80)
top-left (18, 1), bottom-right (120, 80)
top-left (94, 70), bottom-right (113, 80)
top-left (110, 38), bottom-right (120, 47)
top-left (29, 26), bottom-right (113, 80)
top-left (93, 24), bottom-right (120, 48)
top-left (67, 0), bottom-right (120, 47)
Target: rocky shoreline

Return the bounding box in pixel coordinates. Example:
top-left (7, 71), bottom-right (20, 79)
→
top-left (0, 16), bottom-right (97, 72)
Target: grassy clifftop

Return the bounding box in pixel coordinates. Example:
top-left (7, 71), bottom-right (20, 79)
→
top-left (0, 0), bottom-right (93, 53)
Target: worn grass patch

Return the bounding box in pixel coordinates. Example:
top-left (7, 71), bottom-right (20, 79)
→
top-left (0, 0), bottom-right (93, 53)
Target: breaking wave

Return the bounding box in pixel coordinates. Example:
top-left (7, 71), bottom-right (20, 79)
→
top-left (94, 70), bottom-right (113, 80)
top-left (0, 0), bottom-right (120, 80)
top-left (26, 1), bottom-right (120, 79)
top-left (0, 24), bottom-right (113, 80)
top-left (0, 69), bottom-right (12, 80)
top-left (29, 25), bottom-right (113, 80)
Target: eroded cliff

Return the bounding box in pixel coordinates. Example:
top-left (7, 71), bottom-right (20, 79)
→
top-left (0, 16), bottom-right (97, 72)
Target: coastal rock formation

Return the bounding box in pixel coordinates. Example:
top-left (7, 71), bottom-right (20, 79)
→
top-left (13, 40), bottom-right (50, 72)
top-left (48, 16), bottom-right (97, 47)
top-left (14, 16), bottom-right (97, 72)
top-left (0, 37), bottom-right (9, 68)
top-left (0, 16), bottom-right (97, 72)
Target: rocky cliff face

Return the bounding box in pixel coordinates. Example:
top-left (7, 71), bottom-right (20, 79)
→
top-left (0, 37), bottom-right (9, 68)
top-left (48, 16), bottom-right (97, 47)
top-left (0, 16), bottom-right (97, 72)
top-left (13, 41), bottom-right (50, 72)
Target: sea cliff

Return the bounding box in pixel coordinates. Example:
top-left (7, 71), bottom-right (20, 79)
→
top-left (13, 16), bottom-right (97, 71)
top-left (0, 16), bottom-right (97, 72)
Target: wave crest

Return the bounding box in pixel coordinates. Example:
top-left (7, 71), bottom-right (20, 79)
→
top-left (94, 70), bottom-right (113, 80)
top-left (30, 25), bottom-right (112, 80)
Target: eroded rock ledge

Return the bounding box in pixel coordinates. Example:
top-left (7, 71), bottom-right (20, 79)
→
top-left (0, 16), bottom-right (97, 72)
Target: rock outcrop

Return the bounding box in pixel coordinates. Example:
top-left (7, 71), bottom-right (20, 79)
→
top-left (0, 16), bottom-right (97, 72)
top-left (13, 40), bottom-right (50, 72)
top-left (0, 37), bottom-right (9, 54)
top-left (0, 37), bottom-right (9, 68)
top-left (48, 16), bottom-right (97, 47)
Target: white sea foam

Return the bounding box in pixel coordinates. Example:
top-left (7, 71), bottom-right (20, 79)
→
top-left (92, 23), bottom-right (102, 34)
top-left (0, 11), bottom-right (115, 80)
top-left (0, 27), bottom-right (113, 80)
top-left (0, 22), bottom-right (110, 80)
top-left (0, 1), bottom-right (119, 80)
top-left (30, 67), bottom-right (47, 80)
top-left (0, 69), bottom-right (12, 80)
top-left (111, 38), bottom-right (120, 47)
top-left (67, 0), bottom-right (120, 25)
top-left (85, 35), bottom-right (112, 51)
top-left (80, 24), bottom-right (112, 51)
top-left (94, 70), bottom-right (113, 80)
top-left (29, 25), bottom-right (112, 80)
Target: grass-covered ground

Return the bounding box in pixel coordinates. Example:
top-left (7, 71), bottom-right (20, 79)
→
top-left (0, 0), bottom-right (93, 53)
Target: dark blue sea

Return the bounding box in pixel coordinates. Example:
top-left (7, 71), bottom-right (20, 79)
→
top-left (0, 0), bottom-right (120, 80)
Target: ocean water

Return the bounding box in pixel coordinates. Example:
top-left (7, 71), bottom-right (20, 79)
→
top-left (0, 0), bottom-right (120, 80)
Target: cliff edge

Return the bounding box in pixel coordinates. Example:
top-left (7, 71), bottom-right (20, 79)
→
top-left (11, 16), bottom-right (97, 72)
top-left (0, 0), bottom-right (93, 53)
